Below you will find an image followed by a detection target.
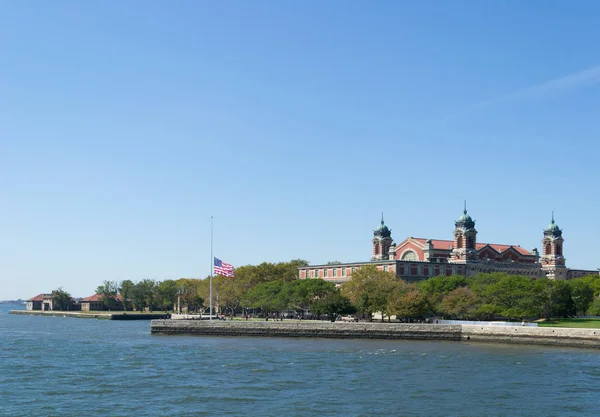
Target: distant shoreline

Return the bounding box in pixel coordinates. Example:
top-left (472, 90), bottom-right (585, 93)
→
top-left (151, 320), bottom-right (600, 349)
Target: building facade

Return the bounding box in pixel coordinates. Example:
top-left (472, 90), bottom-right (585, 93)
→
top-left (299, 209), bottom-right (598, 284)
top-left (26, 294), bottom-right (45, 311)
top-left (80, 294), bottom-right (123, 311)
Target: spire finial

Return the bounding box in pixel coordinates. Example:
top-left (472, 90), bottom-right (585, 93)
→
top-left (552, 210), bottom-right (555, 224)
top-left (381, 212), bottom-right (384, 225)
top-left (464, 200), bottom-right (467, 214)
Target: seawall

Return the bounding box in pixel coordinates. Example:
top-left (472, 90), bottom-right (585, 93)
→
top-left (9, 310), bottom-right (170, 320)
top-left (461, 324), bottom-right (600, 349)
top-left (150, 320), bottom-right (600, 349)
top-left (151, 320), bottom-right (462, 341)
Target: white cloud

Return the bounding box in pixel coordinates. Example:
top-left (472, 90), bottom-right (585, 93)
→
top-left (439, 65), bottom-right (600, 122)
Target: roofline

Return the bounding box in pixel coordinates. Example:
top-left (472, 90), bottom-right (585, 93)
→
top-left (299, 260), bottom-right (396, 269)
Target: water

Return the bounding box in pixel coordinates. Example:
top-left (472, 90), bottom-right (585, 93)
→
top-left (2, 304), bottom-right (600, 417)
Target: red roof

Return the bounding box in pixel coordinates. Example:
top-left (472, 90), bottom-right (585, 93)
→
top-left (410, 238), bottom-right (454, 250)
top-left (81, 294), bottom-right (123, 302)
top-left (408, 238), bottom-right (532, 255)
top-left (476, 243), bottom-right (531, 255)
top-left (27, 294), bottom-right (45, 302)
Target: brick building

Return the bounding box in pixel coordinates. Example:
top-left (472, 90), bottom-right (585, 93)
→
top-left (80, 294), bottom-right (124, 311)
top-left (299, 209), bottom-right (598, 284)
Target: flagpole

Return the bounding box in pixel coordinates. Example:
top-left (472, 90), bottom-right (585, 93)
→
top-left (210, 216), bottom-right (213, 321)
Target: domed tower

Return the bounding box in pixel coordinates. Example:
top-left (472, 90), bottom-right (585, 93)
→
top-left (372, 213), bottom-right (393, 260)
top-left (541, 213), bottom-right (567, 279)
top-left (451, 202), bottom-right (478, 263)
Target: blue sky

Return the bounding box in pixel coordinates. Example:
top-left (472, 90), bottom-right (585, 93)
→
top-left (2, 1), bottom-right (600, 299)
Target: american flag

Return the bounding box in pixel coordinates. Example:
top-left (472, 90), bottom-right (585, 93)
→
top-left (214, 257), bottom-right (235, 278)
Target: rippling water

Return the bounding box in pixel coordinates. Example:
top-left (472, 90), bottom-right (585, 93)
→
top-left (2, 304), bottom-right (600, 416)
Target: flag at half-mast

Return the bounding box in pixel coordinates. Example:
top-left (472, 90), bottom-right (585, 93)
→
top-left (214, 257), bottom-right (235, 278)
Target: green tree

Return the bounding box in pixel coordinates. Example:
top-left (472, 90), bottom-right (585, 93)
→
top-left (586, 298), bottom-right (600, 316)
top-left (342, 265), bottom-right (397, 321)
top-left (417, 275), bottom-right (467, 315)
top-left (550, 281), bottom-right (576, 318)
top-left (418, 274), bottom-right (467, 297)
top-left (155, 280), bottom-right (178, 312)
top-left (278, 259), bottom-right (310, 282)
top-left (96, 280), bottom-right (119, 311)
top-left (311, 291), bottom-right (355, 322)
top-left (285, 279), bottom-right (337, 312)
top-left (212, 275), bottom-right (244, 316)
top-left (579, 274), bottom-right (600, 297)
top-left (130, 279), bottom-right (156, 312)
top-left (242, 280), bottom-right (289, 314)
top-left (440, 287), bottom-right (482, 320)
top-left (119, 279), bottom-right (134, 311)
top-left (176, 278), bottom-right (204, 313)
top-left (569, 278), bottom-right (595, 315)
top-left (470, 274), bottom-right (537, 319)
top-left (532, 279), bottom-right (575, 320)
top-left (388, 282), bottom-right (429, 320)
top-left (52, 288), bottom-right (73, 311)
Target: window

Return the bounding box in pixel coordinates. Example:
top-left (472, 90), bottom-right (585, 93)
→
top-left (383, 265), bottom-right (388, 272)
top-left (333, 268), bottom-right (337, 277)
top-left (402, 251), bottom-right (418, 261)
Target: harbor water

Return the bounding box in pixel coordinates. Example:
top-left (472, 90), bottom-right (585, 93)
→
top-left (1, 304), bottom-right (599, 416)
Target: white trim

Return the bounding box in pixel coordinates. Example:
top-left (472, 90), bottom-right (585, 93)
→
top-left (400, 249), bottom-right (420, 261)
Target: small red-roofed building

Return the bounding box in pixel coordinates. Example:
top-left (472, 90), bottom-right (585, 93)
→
top-left (26, 294), bottom-right (45, 311)
top-left (80, 294), bottom-right (123, 311)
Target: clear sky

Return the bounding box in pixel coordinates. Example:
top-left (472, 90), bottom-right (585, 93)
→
top-left (2, 1), bottom-right (600, 300)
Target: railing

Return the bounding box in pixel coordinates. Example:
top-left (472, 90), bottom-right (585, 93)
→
top-left (436, 319), bottom-right (538, 327)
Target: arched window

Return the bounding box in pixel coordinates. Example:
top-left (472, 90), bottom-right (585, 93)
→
top-left (545, 243), bottom-right (551, 255)
top-left (466, 236), bottom-right (474, 249)
top-left (556, 245), bottom-right (562, 256)
top-left (402, 251), bottom-right (418, 261)
top-left (456, 236), bottom-right (463, 248)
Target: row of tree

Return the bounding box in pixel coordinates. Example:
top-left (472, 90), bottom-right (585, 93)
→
top-left (342, 266), bottom-right (600, 321)
top-left (51, 260), bottom-right (311, 312)
top-left (49, 260), bottom-right (600, 322)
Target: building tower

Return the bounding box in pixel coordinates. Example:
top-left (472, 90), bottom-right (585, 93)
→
top-left (372, 213), bottom-right (393, 260)
top-left (541, 213), bottom-right (567, 280)
top-left (451, 202), bottom-right (478, 263)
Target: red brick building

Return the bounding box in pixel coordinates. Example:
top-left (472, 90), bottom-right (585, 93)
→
top-left (80, 294), bottom-right (124, 311)
top-left (299, 209), bottom-right (598, 284)
top-left (26, 293), bottom-right (59, 311)
top-left (26, 294), bottom-right (45, 311)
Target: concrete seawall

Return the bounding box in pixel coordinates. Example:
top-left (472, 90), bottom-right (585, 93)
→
top-left (9, 310), bottom-right (170, 320)
top-left (461, 325), bottom-right (600, 349)
top-left (152, 320), bottom-right (459, 341)
top-left (10, 310), bottom-right (112, 319)
top-left (151, 320), bottom-right (600, 349)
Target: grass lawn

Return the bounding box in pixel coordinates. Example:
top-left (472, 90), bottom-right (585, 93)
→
top-left (538, 319), bottom-right (600, 328)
